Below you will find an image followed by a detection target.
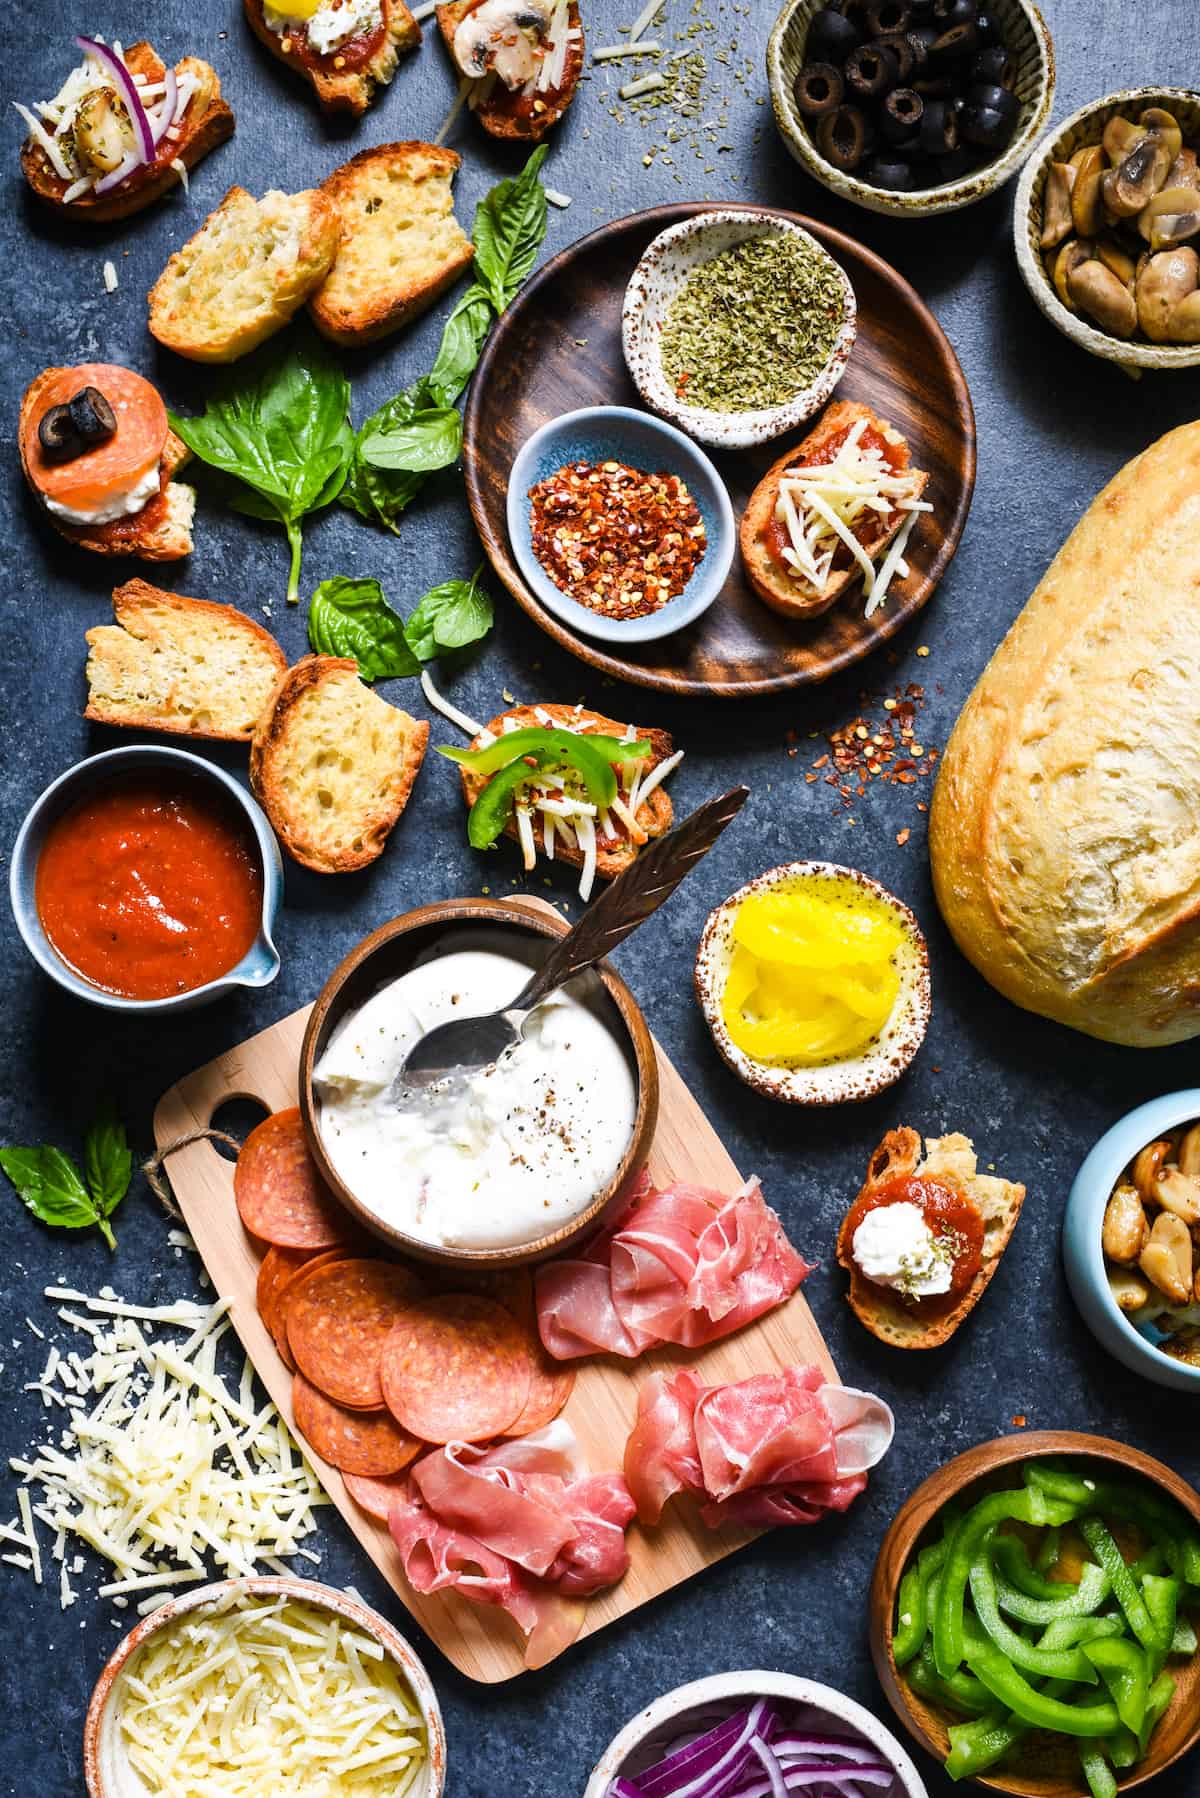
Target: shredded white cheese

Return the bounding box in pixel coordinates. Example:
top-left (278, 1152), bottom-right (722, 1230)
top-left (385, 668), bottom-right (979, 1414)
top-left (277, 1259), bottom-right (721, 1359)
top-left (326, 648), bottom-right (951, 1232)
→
top-left (627, 0), bottom-right (665, 41)
top-left (593, 39), bottom-right (662, 59)
top-left (620, 71), bottom-right (667, 99)
top-left (102, 258), bottom-right (118, 293)
top-left (420, 667), bottom-right (483, 738)
top-left (544, 186), bottom-right (573, 207)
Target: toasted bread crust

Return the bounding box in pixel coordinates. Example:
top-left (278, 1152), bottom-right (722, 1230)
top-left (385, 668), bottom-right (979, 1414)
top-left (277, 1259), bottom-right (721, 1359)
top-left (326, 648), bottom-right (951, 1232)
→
top-left (459, 703), bottom-right (675, 881)
top-left (85, 578), bottom-right (288, 741)
top-left (309, 143), bottom-right (474, 347)
top-left (251, 656), bottom-right (429, 873)
top-left (836, 1129), bottom-right (1025, 1350)
top-left (242, 0), bottom-right (420, 117)
top-left (148, 184), bottom-right (342, 363)
top-left (740, 401), bottom-right (928, 622)
top-left (20, 44), bottom-right (234, 223)
top-left (19, 369), bottom-right (194, 562)
top-left (436, 0), bottom-right (584, 140)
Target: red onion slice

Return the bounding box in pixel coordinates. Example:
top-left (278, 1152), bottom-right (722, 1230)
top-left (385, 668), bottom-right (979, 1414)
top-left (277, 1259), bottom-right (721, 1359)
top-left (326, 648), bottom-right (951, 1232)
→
top-left (750, 1741), bottom-right (788, 1798)
top-left (151, 66), bottom-right (178, 145)
top-left (74, 36), bottom-right (154, 162)
top-left (93, 143), bottom-right (143, 194)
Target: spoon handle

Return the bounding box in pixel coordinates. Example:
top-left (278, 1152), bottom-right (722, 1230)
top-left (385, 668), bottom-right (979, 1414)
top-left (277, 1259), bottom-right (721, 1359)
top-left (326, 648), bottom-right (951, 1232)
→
top-left (510, 785), bottom-right (750, 1013)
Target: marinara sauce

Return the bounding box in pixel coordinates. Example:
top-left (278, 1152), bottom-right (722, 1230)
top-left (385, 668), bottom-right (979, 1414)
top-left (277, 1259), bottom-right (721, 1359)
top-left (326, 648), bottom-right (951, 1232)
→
top-left (767, 423), bottom-right (909, 575)
top-left (36, 779), bottom-right (263, 1000)
top-left (842, 1173), bottom-right (984, 1310)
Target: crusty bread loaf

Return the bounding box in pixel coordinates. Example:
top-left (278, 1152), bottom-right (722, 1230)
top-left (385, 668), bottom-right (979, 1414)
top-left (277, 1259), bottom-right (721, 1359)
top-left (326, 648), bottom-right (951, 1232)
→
top-left (836, 1130), bottom-right (1024, 1350)
top-left (18, 370), bottom-right (195, 561)
top-left (148, 185), bottom-right (342, 363)
top-left (85, 579), bottom-right (287, 741)
top-left (740, 400), bottom-right (928, 621)
top-left (436, 0), bottom-right (584, 140)
top-left (20, 43), bottom-right (234, 223)
top-left (251, 656), bottom-right (428, 873)
top-left (930, 422), bottom-right (1200, 1048)
top-left (309, 143), bottom-right (474, 347)
top-left (458, 703), bottom-right (674, 880)
top-left (242, 0), bottom-right (420, 116)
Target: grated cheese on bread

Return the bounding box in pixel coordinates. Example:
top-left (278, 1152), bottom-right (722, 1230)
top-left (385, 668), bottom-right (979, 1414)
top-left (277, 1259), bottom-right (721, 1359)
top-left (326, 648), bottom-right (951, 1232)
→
top-left (436, 0), bottom-right (584, 140)
top-left (243, 0), bottom-right (421, 117)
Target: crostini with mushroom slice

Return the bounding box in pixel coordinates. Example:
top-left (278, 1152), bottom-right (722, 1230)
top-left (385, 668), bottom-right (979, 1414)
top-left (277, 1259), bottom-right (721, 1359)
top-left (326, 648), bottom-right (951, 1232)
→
top-left (437, 0), bottom-right (584, 141)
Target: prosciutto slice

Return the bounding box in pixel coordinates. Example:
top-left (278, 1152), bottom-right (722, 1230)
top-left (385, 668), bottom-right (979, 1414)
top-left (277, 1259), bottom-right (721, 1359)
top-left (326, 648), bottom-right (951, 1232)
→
top-left (535, 1172), bottom-right (811, 1361)
top-left (623, 1364), bottom-right (893, 1530)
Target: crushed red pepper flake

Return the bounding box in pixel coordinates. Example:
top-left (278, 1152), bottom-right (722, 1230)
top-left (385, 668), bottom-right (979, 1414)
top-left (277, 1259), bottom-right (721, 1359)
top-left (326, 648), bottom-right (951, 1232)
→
top-left (528, 459), bottom-right (707, 621)
top-left (798, 680), bottom-right (940, 813)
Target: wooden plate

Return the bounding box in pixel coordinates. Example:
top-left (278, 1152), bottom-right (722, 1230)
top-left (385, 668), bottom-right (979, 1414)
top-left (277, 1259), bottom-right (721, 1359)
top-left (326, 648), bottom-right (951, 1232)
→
top-left (463, 202), bottom-right (976, 699)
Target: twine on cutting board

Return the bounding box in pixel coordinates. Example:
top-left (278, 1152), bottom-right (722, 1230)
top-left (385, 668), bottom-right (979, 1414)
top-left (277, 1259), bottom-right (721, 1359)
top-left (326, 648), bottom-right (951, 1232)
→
top-left (142, 1127), bottom-right (242, 1220)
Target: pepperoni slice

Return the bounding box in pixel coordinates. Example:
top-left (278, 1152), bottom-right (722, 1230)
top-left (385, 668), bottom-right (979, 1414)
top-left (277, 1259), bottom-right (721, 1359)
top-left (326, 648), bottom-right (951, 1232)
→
top-left (287, 1258), bottom-right (424, 1410)
top-left (23, 364), bottom-right (167, 513)
top-left (258, 1246), bottom-right (352, 1371)
top-left (508, 1354), bottom-right (576, 1437)
top-left (380, 1294), bottom-right (533, 1445)
top-left (343, 1470), bottom-right (411, 1523)
top-left (234, 1109), bottom-right (347, 1250)
top-left (291, 1373), bottom-right (421, 1478)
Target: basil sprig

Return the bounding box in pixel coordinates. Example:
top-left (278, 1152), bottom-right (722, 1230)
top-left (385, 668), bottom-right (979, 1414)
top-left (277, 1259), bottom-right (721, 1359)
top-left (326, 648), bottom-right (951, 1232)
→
top-left (169, 330), bottom-right (354, 604)
top-left (1, 1105), bottom-right (132, 1251)
top-left (308, 568), bottom-right (493, 680)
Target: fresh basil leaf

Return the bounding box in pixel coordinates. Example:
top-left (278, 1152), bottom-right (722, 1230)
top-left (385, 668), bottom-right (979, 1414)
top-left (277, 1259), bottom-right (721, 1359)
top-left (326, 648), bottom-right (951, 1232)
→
top-left (337, 456), bottom-right (425, 533)
top-left (405, 569), bottom-right (494, 660)
top-left (309, 577), bottom-right (421, 681)
top-left (427, 286), bottom-right (495, 408)
top-left (472, 145), bottom-right (550, 314)
top-left (0, 1145), bottom-right (117, 1250)
top-left (84, 1104), bottom-right (133, 1222)
top-left (359, 405), bottom-right (463, 473)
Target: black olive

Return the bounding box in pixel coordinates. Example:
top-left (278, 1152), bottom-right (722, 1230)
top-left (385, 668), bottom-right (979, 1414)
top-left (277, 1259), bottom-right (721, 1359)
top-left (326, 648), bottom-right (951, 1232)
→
top-left (37, 404), bottom-right (84, 463)
top-left (974, 9), bottom-right (999, 43)
top-left (918, 95), bottom-right (957, 155)
top-left (904, 26), bottom-right (932, 68)
top-left (844, 41), bottom-right (898, 98)
top-left (793, 61), bottom-right (845, 117)
top-left (908, 0), bottom-right (936, 13)
top-left (865, 0), bottom-right (910, 31)
top-left (914, 72), bottom-right (954, 98)
top-left (930, 20), bottom-right (979, 60)
top-left (959, 80), bottom-right (1019, 148)
top-left (937, 143), bottom-right (977, 179)
top-left (863, 151), bottom-right (919, 190)
top-left (816, 103), bottom-right (874, 171)
top-left (969, 44), bottom-right (1013, 88)
top-left (872, 30), bottom-right (915, 80)
top-left (807, 6), bottom-right (861, 63)
top-left (881, 87), bottom-right (924, 143)
top-left (67, 386), bottom-right (117, 445)
top-left (932, 0), bottom-right (975, 21)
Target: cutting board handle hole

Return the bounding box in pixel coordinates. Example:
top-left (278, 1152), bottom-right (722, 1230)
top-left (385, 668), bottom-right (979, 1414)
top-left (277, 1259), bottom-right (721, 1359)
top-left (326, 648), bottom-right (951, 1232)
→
top-left (208, 1096), bottom-right (271, 1160)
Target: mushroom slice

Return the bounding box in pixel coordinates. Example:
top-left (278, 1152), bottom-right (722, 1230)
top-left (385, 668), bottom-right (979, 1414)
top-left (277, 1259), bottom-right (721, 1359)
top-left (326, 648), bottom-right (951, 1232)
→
top-left (1104, 131), bottom-right (1174, 218)
top-left (1069, 258), bottom-right (1138, 337)
top-left (1102, 116), bottom-right (1144, 164)
top-left (73, 84), bottom-right (134, 175)
top-left (1071, 144), bottom-right (1107, 235)
top-left (1096, 237), bottom-right (1137, 288)
top-left (1137, 246), bottom-right (1200, 342)
top-left (1107, 1265), bottom-right (1152, 1314)
top-left (1167, 148), bottom-right (1200, 191)
top-left (1052, 238), bottom-right (1093, 312)
top-left (1103, 1184), bottom-right (1149, 1262)
top-left (453, 0), bottom-right (554, 87)
top-left (1139, 1212), bottom-right (1193, 1306)
top-left (1168, 289), bottom-right (1200, 343)
top-left (1140, 106), bottom-right (1183, 166)
top-left (1139, 186), bottom-right (1200, 249)
top-left (1040, 162), bottom-right (1076, 250)
top-left (1154, 1165), bottom-right (1200, 1226)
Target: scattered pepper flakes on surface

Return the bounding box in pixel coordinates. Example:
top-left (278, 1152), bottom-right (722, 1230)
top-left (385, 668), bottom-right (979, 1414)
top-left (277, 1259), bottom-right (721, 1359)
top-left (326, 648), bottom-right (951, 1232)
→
top-left (1012, 1415), bottom-right (1027, 1429)
top-left (896, 828), bottom-right (910, 846)
top-left (806, 683), bottom-right (939, 811)
top-left (916, 644), bottom-right (931, 657)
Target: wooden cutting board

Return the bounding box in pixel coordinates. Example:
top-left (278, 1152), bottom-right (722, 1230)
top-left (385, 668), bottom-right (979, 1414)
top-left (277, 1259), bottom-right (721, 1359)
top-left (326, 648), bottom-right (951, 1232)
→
top-left (154, 994), bottom-right (839, 1684)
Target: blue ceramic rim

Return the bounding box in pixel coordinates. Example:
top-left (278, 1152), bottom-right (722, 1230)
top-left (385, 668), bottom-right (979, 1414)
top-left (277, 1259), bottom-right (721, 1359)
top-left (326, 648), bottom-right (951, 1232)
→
top-left (1064, 1089), bottom-right (1200, 1391)
top-left (10, 745), bottom-right (282, 1014)
top-left (505, 404), bottom-right (736, 645)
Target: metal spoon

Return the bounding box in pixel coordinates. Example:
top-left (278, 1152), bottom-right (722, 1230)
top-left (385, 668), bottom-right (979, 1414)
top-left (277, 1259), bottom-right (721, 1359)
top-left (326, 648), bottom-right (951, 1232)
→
top-left (392, 784), bottom-right (749, 1096)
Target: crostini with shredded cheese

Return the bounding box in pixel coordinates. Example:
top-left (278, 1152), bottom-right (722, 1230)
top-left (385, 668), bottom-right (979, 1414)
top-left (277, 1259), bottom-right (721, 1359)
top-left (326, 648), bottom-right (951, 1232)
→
top-left (437, 0), bottom-right (584, 141)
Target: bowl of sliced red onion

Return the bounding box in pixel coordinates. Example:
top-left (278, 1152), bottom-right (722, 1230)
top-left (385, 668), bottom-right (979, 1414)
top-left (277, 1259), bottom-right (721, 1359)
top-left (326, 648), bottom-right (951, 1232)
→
top-left (585, 1671), bottom-right (928, 1798)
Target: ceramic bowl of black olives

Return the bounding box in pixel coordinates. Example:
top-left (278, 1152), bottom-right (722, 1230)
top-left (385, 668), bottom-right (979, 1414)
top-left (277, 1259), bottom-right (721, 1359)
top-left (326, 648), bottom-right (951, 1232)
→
top-left (767, 0), bottom-right (1054, 216)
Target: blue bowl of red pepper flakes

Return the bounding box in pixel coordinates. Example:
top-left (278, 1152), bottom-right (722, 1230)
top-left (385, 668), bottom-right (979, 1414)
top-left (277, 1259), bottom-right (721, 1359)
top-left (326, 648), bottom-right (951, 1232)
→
top-left (507, 405), bottom-right (736, 645)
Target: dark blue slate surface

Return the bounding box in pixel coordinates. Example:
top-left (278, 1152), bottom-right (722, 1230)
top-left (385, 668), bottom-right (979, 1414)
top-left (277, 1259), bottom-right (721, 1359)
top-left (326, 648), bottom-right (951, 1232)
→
top-left (1, 1), bottom-right (1197, 1792)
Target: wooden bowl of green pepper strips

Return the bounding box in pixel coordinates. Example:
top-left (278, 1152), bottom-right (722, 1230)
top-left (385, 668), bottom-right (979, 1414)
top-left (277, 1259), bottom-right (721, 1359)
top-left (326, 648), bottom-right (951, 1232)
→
top-left (868, 1432), bottom-right (1200, 1796)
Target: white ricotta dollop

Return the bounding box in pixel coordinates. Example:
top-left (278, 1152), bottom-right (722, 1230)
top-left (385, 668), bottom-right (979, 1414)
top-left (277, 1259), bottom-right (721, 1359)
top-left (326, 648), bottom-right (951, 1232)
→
top-left (41, 458), bottom-right (160, 527)
top-left (263, 0), bottom-right (381, 55)
top-left (851, 1199), bottom-right (953, 1298)
top-left (314, 931), bottom-right (638, 1251)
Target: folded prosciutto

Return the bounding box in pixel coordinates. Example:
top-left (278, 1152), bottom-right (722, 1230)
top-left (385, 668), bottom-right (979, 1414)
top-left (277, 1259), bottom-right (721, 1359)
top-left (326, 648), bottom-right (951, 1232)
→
top-left (623, 1364), bottom-right (894, 1530)
top-left (535, 1171), bottom-right (812, 1361)
top-left (387, 1422), bottom-right (635, 1666)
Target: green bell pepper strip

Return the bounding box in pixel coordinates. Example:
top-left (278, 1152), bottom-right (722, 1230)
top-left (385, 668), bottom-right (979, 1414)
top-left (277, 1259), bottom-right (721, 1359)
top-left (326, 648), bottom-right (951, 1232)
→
top-left (933, 1491), bottom-right (1081, 1678)
top-left (993, 1531), bottom-right (1081, 1603)
top-left (1080, 1518), bottom-right (1161, 1655)
top-left (1087, 1480), bottom-right (1199, 1583)
top-left (969, 1534), bottom-right (1100, 1682)
top-left (1128, 1546), bottom-right (1166, 1583)
top-left (1082, 1637), bottom-right (1149, 1735)
top-left (994, 1558), bottom-right (1110, 1626)
top-left (1025, 1462), bottom-right (1099, 1507)
top-left (1078, 1743), bottom-right (1118, 1798)
top-left (1035, 1524), bottom-right (1062, 1575)
top-left (964, 1638), bottom-right (1120, 1736)
top-left (463, 749), bottom-right (560, 849)
top-left (908, 1642), bottom-right (995, 1717)
top-left (440, 728), bottom-right (649, 778)
top-left (1141, 1574), bottom-right (1180, 1677)
top-left (1170, 1612), bottom-right (1198, 1656)
top-left (1037, 1615), bottom-right (1124, 1653)
top-left (1105, 1726), bottom-right (1139, 1770)
top-left (893, 1561), bottom-right (927, 1668)
top-left (944, 1712), bottom-right (1026, 1782)
top-left (1140, 1670), bottom-right (1175, 1753)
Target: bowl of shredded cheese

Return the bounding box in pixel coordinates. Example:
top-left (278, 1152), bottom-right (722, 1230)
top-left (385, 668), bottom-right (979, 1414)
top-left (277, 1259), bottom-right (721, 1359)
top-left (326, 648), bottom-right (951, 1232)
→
top-left (84, 1576), bottom-right (445, 1798)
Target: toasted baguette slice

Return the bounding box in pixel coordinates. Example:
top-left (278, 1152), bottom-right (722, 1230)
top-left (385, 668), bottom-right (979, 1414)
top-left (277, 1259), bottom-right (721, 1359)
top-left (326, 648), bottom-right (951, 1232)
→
top-left (20, 43), bottom-right (234, 223)
top-left (309, 143), bottom-right (474, 347)
top-left (18, 372), bottom-right (195, 561)
top-left (148, 185), bottom-right (342, 363)
top-left (459, 703), bottom-right (675, 882)
top-left (85, 579), bottom-right (288, 742)
top-left (243, 0), bottom-right (420, 116)
top-left (436, 0), bottom-right (584, 140)
top-left (740, 400), bottom-right (928, 622)
top-left (251, 657), bottom-right (429, 873)
top-left (836, 1129), bottom-right (1024, 1350)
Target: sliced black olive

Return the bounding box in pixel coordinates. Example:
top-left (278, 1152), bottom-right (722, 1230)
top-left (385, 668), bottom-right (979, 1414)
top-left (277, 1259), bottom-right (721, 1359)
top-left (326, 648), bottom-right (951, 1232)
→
top-left (914, 72), bottom-right (954, 98)
top-left (67, 386), bottom-right (117, 445)
top-left (37, 404), bottom-right (84, 463)
top-left (794, 62), bottom-right (845, 116)
top-left (863, 151), bottom-right (919, 190)
top-left (974, 9), bottom-right (999, 43)
top-left (959, 80), bottom-right (1019, 149)
top-left (807, 5), bottom-right (862, 63)
top-left (905, 26), bottom-right (933, 67)
top-left (881, 88), bottom-right (924, 144)
top-left (937, 144), bottom-right (977, 180)
top-left (932, 0), bottom-right (975, 21)
top-left (919, 95), bottom-right (958, 156)
top-left (930, 21), bottom-right (979, 60)
top-left (816, 103), bottom-right (874, 171)
top-left (866, 0), bottom-right (910, 31)
top-left (872, 30), bottom-right (915, 80)
top-left (970, 44), bottom-right (1014, 88)
top-left (908, 0), bottom-right (936, 13)
top-left (844, 41), bottom-right (898, 98)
